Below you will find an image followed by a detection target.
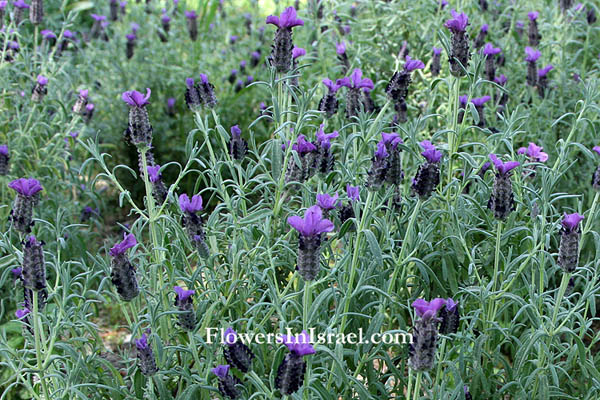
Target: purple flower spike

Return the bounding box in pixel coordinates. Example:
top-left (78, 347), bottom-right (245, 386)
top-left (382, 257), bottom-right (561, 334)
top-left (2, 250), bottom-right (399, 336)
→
top-left (494, 74), bottom-right (507, 85)
top-left (91, 13), bottom-right (106, 21)
top-left (374, 141), bottom-right (389, 160)
top-left (404, 56), bottom-right (425, 72)
top-left (199, 73), bottom-right (209, 84)
top-left (288, 205), bottom-right (334, 237)
top-left (562, 212), bottom-right (584, 231)
top-left (316, 125), bottom-right (339, 149)
top-left (185, 10), bottom-right (197, 19)
top-left (11, 267), bottom-right (22, 278)
top-left (445, 10), bottom-right (469, 33)
top-left (41, 30), bottom-right (56, 39)
top-left (15, 308), bottom-right (30, 319)
top-left (179, 193), bottom-right (203, 213)
top-left (292, 46), bottom-right (306, 59)
top-left (0, 145), bottom-right (8, 156)
top-left (9, 178), bottom-right (43, 196)
top-left (110, 233), bottom-right (137, 257)
top-left (471, 96), bottom-right (491, 106)
top-left (381, 132), bottom-right (403, 149)
top-left (79, 89), bottom-right (89, 98)
top-left (518, 142), bottom-right (548, 162)
top-left (292, 135), bottom-right (317, 154)
top-left (230, 125), bottom-right (241, 139)
top-left (347, 184), bottom-right (360, 202)
top-left (433, 47), bottom-right (442, 55)
top-left (130, 22), bottom-right (140, 33)
top-left (482, 43), bottom-right (501, 56)
top-left (13, 0), bottom-right (29, 8)
top-left (167, 98), bottom-right (175, 107)
top-left (316, 193), bottom-right (340, 211)
top-left (459, 95), bottom-right (468, 106)
top-left (337, 68), bottom-right (374, 90)
top-left (63, 30), bottom-right (74, 39)
top-left (147, 165), bottom-right (161, 183)
top-left (122, 88), bottom-right (151, 107)
top-left (281, 330), bottom-right (316, 356)
top-left (223, 327), bottom-right (237, 344)
top-left (174, 285), bottom-right (195, 301)
top-left (322, 78), bottom-right (341, 93)
top-left (538, 64), bottom-right (554, 78)
top-left (528, 11), bottom-right (539, 21)
top-left (445, 298), bottom-right (458, 312)
top-left (135, 333), bottom-right (149, 350)
top-left (211, 365), bottom-right (230, 379)
top-left (593, 146), bottom-right (600, 156)
top-left (336, 42), bottom-right (346, 55)
top-left (266, 6), bottom-right (304, 29)
top-left (489, 154), bottom-right (520, 175)
top-left (525, 47), bottom-right (541, 62)
top-left (125, 33), bottom-right (136, 41)
top-left (37, 75), bottom-right (48, 86)
top-left (185, 78), bottom-right (194, 88)
top-left (420, 140), bottom-right (442, 163)
top-left (481, 23), bottom-right (489, 33)
top-left (412, 298), bottom-right (447, 319)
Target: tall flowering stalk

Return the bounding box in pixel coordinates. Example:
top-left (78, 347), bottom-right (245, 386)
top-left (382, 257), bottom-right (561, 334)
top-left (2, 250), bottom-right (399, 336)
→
top-left (223, 327), bottom-right (255, 373)
top-left (179, 193), bottom-right (210, 257)
top-left (135, 333), bottom-right (158, 376)
top-left (228, 125), bottom-right (247, 160)
top-left (185, 10), bottom-right (198, 41)
top-left (109, 233), bottom-right (139, 301)
top-left (537, 64), bottom-right (553, 96)
top-left (173, 286), bottom-right (196, 330)
top-left (337, 68), bottom-right (374, 118)
top-left (482, 43), bottom-right (501, 81)
top-left (412, 141), bottom-right (442, 199)
top-left (528, 11), bottom-right (540, 46)
top-left (9, 178), bottom-right (43, 234)
top-left (444, 10), bottom-right (470, 76)
top-left (147, 165), bottom-right (167, 204)
top-left (212, 365), bottom-right (241, 399)
top-left (386, 56), bottom-right (424, 123)
top-left (275, 331), bottom-right (315, 395)
top-left (287, 205), bottom-right (334, 281)
top-left (339, 184), bottom-right (359, 226)
top-left (431, 47), bottom-right (442, 76)
top-left (487, 154), bottom-right (519, 220)
top-left (31, 75), bottom-right (48, 102)
top-left (284, 134), bottom-right (316, 183)
top-left (122, 89), bottom-right (152, 146)
top-left (525, 47), bottom-right (541, 86)
top-left (473, 23), bottom-right (487, 50)
top-left (314, 124), bottom-right (339, 174)
top-left (0, 145), bottom-right (10, 175)
top-left (558, 213), bottom-right (584, 273)
top-left (266, 7), bottom-right (304, 73)
top-left (29, 0), bottom-right (42, 25)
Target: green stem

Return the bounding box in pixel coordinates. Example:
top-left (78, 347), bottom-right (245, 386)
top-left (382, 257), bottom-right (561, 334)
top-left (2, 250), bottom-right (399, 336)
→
top-left (392, 198), bottom-right (423, 297)
top-left (485, 220), bottom-right (503, 334)
top-left (303, 280), bottom-right (312, 400)
top-left (412, 371), bottom-right (423, 400)
top-left (434, 338), bottom-right (447, 391)
top-left (188, 332), bottom-right (202, 376)
top-left (32, 291), bottom-right (51, 400)
top-left (446, 76), bottom-right (460, 190)
top-left (551, 272), bottom-right (571, 330)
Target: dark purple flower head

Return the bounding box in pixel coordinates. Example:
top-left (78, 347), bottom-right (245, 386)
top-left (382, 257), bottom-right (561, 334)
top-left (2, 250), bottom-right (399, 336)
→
top-left (420, 140), bottom-right (442, 163)
top-left (246, 75), bottom-right (254, 84)
top-left (161, 13), bottom-right (171, 23)
top-left (562, 212), bottom-right (584, 231)
top-left (517, 142), bottom-right (548, 162)
top-left (347, 184), bottom-right (360, 202)
top-left (374, 141), bottom-right (389, 160)
top-left (223, 327), bottom-right (237, 344)
top-left (288, 205), bottom-right (334, 237)
top-left (86, 103), bottom-right (95, 112)
top-left (167, 98), bottom-right (175, 107)
top-left (516, 21), bottom-right (524, 29)
top-left (174, 286), bottom-right (195, 301)
top-left (444, 10), bottom-right (469, 33)
top-left (0, 145), bottom-right (8, 156)
top-left (147, 165), bottom-right (161, 183)
top-left (322, 78), bottom-right (341, 93)
top-left (110, 233), bottom-right (137, 257)
top-left (0, 1), bottom-right (6, 10)
top-left (13, 0), bottom-right (29, 8)
top-left (229, 35), bottom-right (238, 44)
top-left (412, 298), bottom-right (447, 319)
top-left (11, 267), bottom-right (22, 278)
top-left (593, 145), bottom-right (600, 156)
top-left (336, 41), bottom-right (346, 55)
top-left (199, 73), bottom-right (209, 84)
top-left (482, 43), bottom-right (501, 56)
top-left (15, 308), bottom-right (30, 319)
top-left (211, 365), bottom-right (230, 379)
top-left (63, 29), bottom-right (75, 39)
top-left (37, 75), bottom-right (48, 86)
top-left (239, 60), bottom-right (247, 69)
top-left (525, 47), bottom-right (541, 62)
top-left (494, 74), bottom-right (507, 85)
top-left (185, 78), bottom-right (194, 88)
top-left (480, 23), bottom-right (489, 33)
top-left (130, 22), bottom-right (139, 33)
top-left (528, 11), bottom-right (539, 21)
top-left (337, 68), bottom-right (374, 91)
top-left (91, 14), bottom-right (107, 21)
top-left (316, 193), bottom-right (340, 211)
top-left (433, 47), bottom-right (442, 55)
top-left (9, 178), bottom-right (43, 196)
top-left (445, 298), bottom-right (458, 312)
top-left (459, 95), bottom-right (468, 106)
top-left (316, 125), bottom-right (339, 149)
top-left (125, 33), bottom-right (136, 41)
top-left (135, 333), bottom-right (149, 350)
top-left (537, 64), bottom-right (554, 78)
top-left (381, 132), bottom-right (403, 149)
top-left (280, 330), bottom-right (316, 356)
top-left (122, 88), bottom-right (151, 107)
top-left (230, 125), bottom-right (242, 139)
top-left (292, 135), bottom-right (316, 154)
top-left (179, 193), bottom-right (203, 213)
top-left (266, 6), bottom-right (304, 29)
top-left (41, 30), bottom-right (56, 39)
top-left (79, 89), bottom-right (89, 98)
top-left (471, 95), bottom-right (491, 107)
top-left (404, 56), bottom-right (425, 72)
top-left (292, 46), bottom-right (306, 59)
top-left (185, 10), bottom-right (197, 19)
top-left (489, 154), bottom-right (520, 175)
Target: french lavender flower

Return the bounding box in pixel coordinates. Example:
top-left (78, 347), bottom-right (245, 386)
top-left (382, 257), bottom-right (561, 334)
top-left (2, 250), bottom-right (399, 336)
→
top-left (482, 43), bottom-right (501, 81)
top-left (125, 32), bottom-right (136, 59)
top-left (290, 46), bottom-right (306, 86)
top-left (90, 14), bottom-right (106, 39)
top-left (558, 213), bottom-right (584, 273)
top-left (109, 0), bottom-right (118, 20)
top-left (275, 330), bottom-right (315, 395)
top-left (318, 79), bottom-right (340, 118)
top-left (239, 60), bottom-right (247, 74)
top-left (487, 154), bottom-right (520, 220)
top-left (494, 75), bottom-right (508, 113)
top-left (29, 0), bottom-right (42, 24)
top-left (13, 0), bottom-right (29, 25)
top-left (409, 298), bottom-right (446, 371)
top-left (285, 134), bottom-right (317, 183)
top-left (80, 206), bottom-right (98, 222)
top-left (288, 206), bottom-right (334, 281)
top-left (185, 10), bottom-right (198, 41)
top-left (9, 178), bottom-right (42, 233)
top-left (438, 298), bottom-right (460, 334)
top-left (184, 78), bottom-right (201, 109)
top-left (250, 50), bottom-right (261, 67)
top-left (147, 165), bottom-right (167, 204)
top-left (179, 193), bottom-right (209, 257)
top-left (266, 6), bottom-right (304, 73)
top-left (0, 145), bottom-right (10, 175)
top-left (229, 125), bottom-right (247, 160)
top-left (537, 64), bottom-right (553, 97)
top-left (336, 41), bottom-right (350, 74)
top-left (473, 23), bottom-right (487, 49)
top-left (22, 236), bottom-right (46, 291)
top-left (445, 10), bottom-right (470, 76)
top-left (120, 0), bottom-right (126, 14)
top-left (15, 308), bottom-right (32, 334)
top-left (412, 141), bottom-right (442, 199)
top-left (55, 29), bottom-right (74, 56)
top-left (588, 7), bottom-right (597, 24)
top-left (173, 286), bottom-right (196, 330)
top-left (518, 142), bottom-right (548, 163)
top-left (464, 385), bottom-right (473, 400)
top-left (560, 0), bottom-right (573, 14)
top-left (212, 365), bottom-right (241, 399)
top-left (382, 132), bottom-right (404, 186)
top-left (337, 68), bottom-right (374, 118)
top-left (386, 56), bottom-right (425, 103)
top-left (122, 88), bottom-right (152, 146)
top-left (135, 333), bottom-right (158, 376)
top-left (431, 47), bottom-right (442, 76)
top-left (592, 146), bottom-right (600, 190)
top-left (223, 327), bottom-right (255, 373)
top-left (316, 193), bottom-right (339, 215)
top-left (84, 103), bottom-right (95, 123)
top-left (158, 11), bottom-right (171, 42)
top-left (339, 184), bottom-right (359, 226)
top-left (528, 11), bottom-right (541, 46)
top-left (525, 47), bottom-right (541, 86)
top-left (197, 73), bottom-right (217, 108)
top-left (367, 141), bottom-right (389, 191)
top-left (166, 97), bottom-right (175, 116)
top-left (0, 1), bottom-right (6, 21)
top-left (228, 69), bottom-right (238, 84)
top-left (315, 125), bottom-right (339, 174)
top-left (109, 233), bottom-right (139, 301)
top-left (479, 0), bottom-right (488, 11)
top-left (72, 89), bottom-right (89, 114)
top-left (471, 96), bottom-right (491, 128)
top-left (31, 75), bottom-right (48, 102)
